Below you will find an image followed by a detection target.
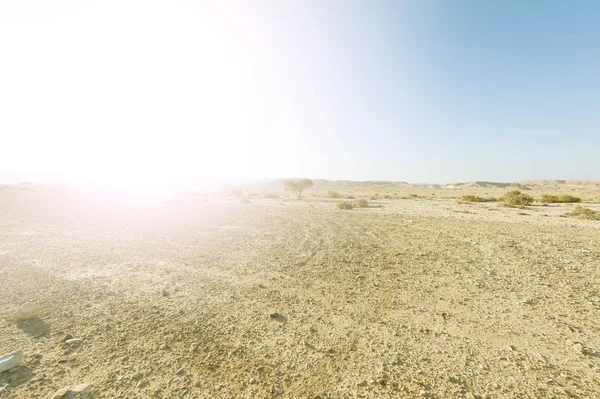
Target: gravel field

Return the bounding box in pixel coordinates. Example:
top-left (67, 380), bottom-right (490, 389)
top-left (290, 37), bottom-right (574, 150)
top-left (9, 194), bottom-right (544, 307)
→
top-left (1, 188), bottom-right (600, 398)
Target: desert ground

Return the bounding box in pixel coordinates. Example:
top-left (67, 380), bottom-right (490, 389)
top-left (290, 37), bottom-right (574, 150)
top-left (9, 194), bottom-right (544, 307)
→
top-left (1, 181), bottom-right (600, 398)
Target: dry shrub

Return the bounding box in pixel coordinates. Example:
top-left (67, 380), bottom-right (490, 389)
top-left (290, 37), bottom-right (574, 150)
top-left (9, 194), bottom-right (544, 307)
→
top-left (263, 192), bottom-right (280, 199)
top-left (353, 198), bottom-right (368, 208)
top-left (565, 206), bottom-right (600, 220)
top-left (461, 195), bottom-right (497, 203)
top-left (499, 190), bottom-right (534, 207)
top-left (328, 190), bottom-right (342, 198)
top-left (336, 202), bottom-right (353, 210)
top-left (540, 194), bottom-right (582, 203)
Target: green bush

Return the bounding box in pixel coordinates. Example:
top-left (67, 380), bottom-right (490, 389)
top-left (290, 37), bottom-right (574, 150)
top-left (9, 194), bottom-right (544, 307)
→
top-left (540, 194), bottom-right (582, 203)
top-left (565, 206), bottom-right (600, 220)
top-left (336, 202), bottom-right (353, 210)
top-left (353, 198), bottom-right (368, 208)
top-left (499, 190), bottom-right (534, 207)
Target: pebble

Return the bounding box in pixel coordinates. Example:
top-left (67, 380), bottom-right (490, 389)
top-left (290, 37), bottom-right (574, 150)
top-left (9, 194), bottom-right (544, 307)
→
top-left (132, 372), bottom-right (144, 381)
top-left (51, 383), bottom-right (90, 399)
top-left (0, 350), bottom-right (23, 374)
top-left (65, 338), bottom-right (82, 345)
top-left (62, 334), bottom-right (74, 343)
top-left (12, 302), bottom-right (40, 321)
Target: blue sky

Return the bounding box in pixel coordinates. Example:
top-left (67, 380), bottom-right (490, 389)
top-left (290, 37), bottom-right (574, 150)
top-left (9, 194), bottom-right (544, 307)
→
top-left (0, 1), bottom-right (598, 184)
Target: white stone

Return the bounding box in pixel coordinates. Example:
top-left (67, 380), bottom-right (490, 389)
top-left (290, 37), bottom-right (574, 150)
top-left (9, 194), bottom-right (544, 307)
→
top-left (12, 302), bottom-right (40, 321)
top-left (0, 350), bottom-right (23, 374)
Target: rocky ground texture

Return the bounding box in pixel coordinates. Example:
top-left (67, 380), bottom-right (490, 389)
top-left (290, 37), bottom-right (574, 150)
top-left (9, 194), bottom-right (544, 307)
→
top-left (1, 189), bottom-right (600, 398)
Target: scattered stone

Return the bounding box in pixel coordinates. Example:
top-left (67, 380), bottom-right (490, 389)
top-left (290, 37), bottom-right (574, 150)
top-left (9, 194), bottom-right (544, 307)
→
top-left (269, 313), bottom-right (288, 323)
top-left (132, 372), bottom-right (144, 381)
top-left (51, 387), bottom-right (71, 399)
top-left (176, 367), bottom-right (185, 376)
top-left (159, 343), bottom-right (171, 351)
top-left (249, 378), bottom-right (256, 384)
top-left (12, 302), bottom-right (40, 321)
top-left (419, 389), bottom-right (427, 397)
top-left (0, 350), bottom-right (23, 374)
top-left (190, 342), bottom-right (199, 353)
top-left (51, 383), bottom-right (90, 399)
top-left (137, 379), bottom-right (148, 389)
top-left (71, 384), bottom-right (90, 394)
top-left (62, 334), bottom-right (74, 343)
top-left (65, 338), bottom-right (82, 346)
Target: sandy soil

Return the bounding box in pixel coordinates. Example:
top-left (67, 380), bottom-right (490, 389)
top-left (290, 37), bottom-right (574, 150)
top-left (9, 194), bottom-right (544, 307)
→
top-left (1, 188), bottom-right (600, 398)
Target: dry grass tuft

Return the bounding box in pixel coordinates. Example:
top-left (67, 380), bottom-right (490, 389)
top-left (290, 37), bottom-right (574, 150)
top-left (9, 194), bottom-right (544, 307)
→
top-left (565, 206), bottom-right (600, 220)
top-left (461, 195), bottom-right (497, 203)
top-left (353, 199), bottom-right (368, 208)
top-left (336, 202), bottom-right (354, 210)
top-left (499, 190), bottom-right (534, 207)
top-left (540, 194), bottom-right (582, 203)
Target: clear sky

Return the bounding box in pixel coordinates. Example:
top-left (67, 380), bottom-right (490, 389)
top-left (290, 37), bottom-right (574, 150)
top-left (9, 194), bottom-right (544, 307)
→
top-left (1, 0), bottom-right (598, 184)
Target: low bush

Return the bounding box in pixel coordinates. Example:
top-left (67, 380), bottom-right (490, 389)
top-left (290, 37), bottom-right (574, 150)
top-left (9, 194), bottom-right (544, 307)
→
top-left (353, 198), bottom-right (368, 208)
top-left (263, 192), bottom-right (280, 199)
top-left (499, 190), bottom-right (534, 207)
top-left (328, 190), bottom-right (342, 198)
top-left (461, 195), bottom-right (496, 203)
top-left (336, 202), bottom-right (353, 210)
top-left (565, 206), bottom-right (600, 220)
top-left (540, 194), bottom-right (582, 203)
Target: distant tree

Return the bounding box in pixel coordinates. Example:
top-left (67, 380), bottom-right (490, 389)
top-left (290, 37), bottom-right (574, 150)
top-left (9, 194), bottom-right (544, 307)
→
top-left (283, 178), bottom-right (314, 199)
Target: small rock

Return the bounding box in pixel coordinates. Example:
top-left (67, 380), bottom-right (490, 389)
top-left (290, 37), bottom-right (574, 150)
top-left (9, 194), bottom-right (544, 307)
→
top-left (176, 367), bottom-right (185, 376)
top-left (51, 387), bottom-right (70, 399)
top-left (419, 389), bottom-right (427, 397)
top-left (132, 372), bottom-right (144, 381)
top-left (61, 334), bottom-right (74, 343)
top-left (51, 384), bottom-right (90, 399)
top-left (159, 343), bottom-right (170, 351)
top-left (137, 379), bottom-right (148, 389)
top-left (12, 302), bottom-right (40, 321)
top-left (269, 313), bottom-right (288, 323)
top-left (249, 378), bottom-right (256, 384)
top-left (0, 350), bottom-right (23, 374)
top-left (71, 384), bottom-right (90, 394)
top-left (65, 338), bottom-right (82, 346)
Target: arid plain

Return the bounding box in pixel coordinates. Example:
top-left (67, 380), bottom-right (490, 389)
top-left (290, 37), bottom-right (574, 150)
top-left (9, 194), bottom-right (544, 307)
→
top-left (1, 180), bottom-right (600, 398)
